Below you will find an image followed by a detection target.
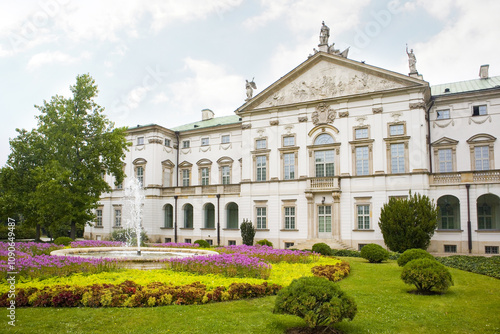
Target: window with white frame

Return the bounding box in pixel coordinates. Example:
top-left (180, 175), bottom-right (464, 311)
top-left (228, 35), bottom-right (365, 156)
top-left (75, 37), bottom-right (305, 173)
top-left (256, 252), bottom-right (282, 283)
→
top-left (114, 208), bottom-right (122, 227)
top-left (283, 136), bottom-right (295, 147)
top-left (182, 140), bottom-right (190, 148)
top-left (201, 167), bottom-right (209, 185)
top-left (356, 204), bottom-right (370, 230)
top-left (95, 209), bottom-right (103, 227)
top-left (436, 109), bottom-right (450, 120)
top-left (485, 246), bottom-right (499, 254)
top-left (284, 242), bottom-right (294, 249)
top-left (355, 146), bottom-right (369, 176)
top-left (318, 205), bottom-right (332, 233)
top-left (467, 134), bottom-right (495, 171)
top-left (256, 207), bottom-right (267, 229)
top-left (182, 169), bottom-right (190, 186)
top-left (222, 165), bottom-right (230, 184)
top-left (136, 166), bottom-right (144, 186)
top-left (256, 156), bottom-right (267, 181)
top-left (389, 124), bottom-right (404, 136)
top-left (314, 133), bottom-right (334, 145)
top-left (438, 148), bottom-right (453, 172)
top-left (256, 139), bottom-right (267, 149)
top-left (315, 150), bottom-right (335, 177)
top-left (390, 143), bottom-right (405, 173)
top-left (283, 153), bottom-right (295, 180)
top-left (228, 240), bottom-right (236, 246)
top-left (201, 137), bottom-right (209, 146)
top-left (137, 137), bottom-right (144, 145)
top-left (444, 245), bottom-right (457, 253)
top-left (472, 105), bottom-right (487, 116)
top-left (437, 195), bottom-right (460, 230)
top-left (474, 146), bottom-right (490, 170)
top-left (284, 207), bottom-right (296, 229)
top-left (355, 128), bottom-right (368, 139)
top-left (221, 135), bottom-right (230, 144)
top-left (164, 138), bottom-right (171, 147)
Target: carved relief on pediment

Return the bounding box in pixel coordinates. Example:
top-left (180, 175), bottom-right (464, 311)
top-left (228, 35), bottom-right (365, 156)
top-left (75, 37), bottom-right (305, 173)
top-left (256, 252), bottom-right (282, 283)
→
top-left (312, 103), bottom-right (336, 125)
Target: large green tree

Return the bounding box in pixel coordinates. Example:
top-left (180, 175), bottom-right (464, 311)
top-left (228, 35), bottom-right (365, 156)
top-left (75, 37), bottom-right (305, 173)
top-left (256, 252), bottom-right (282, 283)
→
top-left (0, 74), bottom-right (128, 239)
top-left (378, 192), bottom-right (438, 253)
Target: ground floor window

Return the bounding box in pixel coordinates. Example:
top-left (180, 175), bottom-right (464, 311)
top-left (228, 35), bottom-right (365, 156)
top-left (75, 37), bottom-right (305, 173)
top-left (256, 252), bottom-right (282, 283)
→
top-left (318, 205), bottom-right (332, 233)
top-left (444, 245), bottom-right (457, 253)
top-left (485, 246), bottom-right (499, 254)
top-left (256, 207), bottom-right (267, 229)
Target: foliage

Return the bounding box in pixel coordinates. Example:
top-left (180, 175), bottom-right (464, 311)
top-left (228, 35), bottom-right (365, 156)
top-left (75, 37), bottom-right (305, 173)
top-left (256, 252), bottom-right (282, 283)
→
top-left (0, 224), bottom-right (37, 240)
top-left (331, 249), bottom-right (360, 257)
top-left (111, 227), bottom-right (149, 246)
top-left (0, 75), bottom-right (128, 239)
top-left (397, 248), bottom-right (435, 267)
top-left (193, 239), bottom-right (210, 248)
top-left (256, 239), bottom-right (273, 247)
top-left (54, 237), bottom-right (73, 246)
top-left (311, 261), bottom-right (351, 281)
top-left (436, 255), bottom-right (500, 279)
top-left (0, 241), bottom-right (63, 256)
top-left (240, 219), bottom-right (255, 246)
top-left (0, 280), bottom-right (281, 308)
top-left (360, 243), bottom-right (389, 263)
top-left (217, 245), bottom-right (318, 264)
top-left (378, 192), bottom-right (438, 253)
top-left (274, 276), bottom-right (357, 328)
top-left (311, 242), bottom-right (332, 256)
top-left (401, 258), bottom-right (453, 294)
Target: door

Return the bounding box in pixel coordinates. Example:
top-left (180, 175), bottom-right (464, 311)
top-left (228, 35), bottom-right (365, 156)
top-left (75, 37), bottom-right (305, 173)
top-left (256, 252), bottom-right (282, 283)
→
top-left (318, 205), bottom-right (332, 238)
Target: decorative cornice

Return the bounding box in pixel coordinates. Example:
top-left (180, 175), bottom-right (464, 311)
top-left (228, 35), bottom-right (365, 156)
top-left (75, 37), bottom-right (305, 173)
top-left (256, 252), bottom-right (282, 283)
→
top-left (269, 120), bottom-right (279, 126)
top-left (339, 111), bottom-right (349, 118)
top-left (298, 116), bottom-right (308, 122)
top-left (241, 123), bottom-right (252, 129)
top-left (372, 107), bottom-right (383, 113)
top-left (148, 139), bottom-right (162, 144)
top-left (409, 102), bottom-right (426, 109)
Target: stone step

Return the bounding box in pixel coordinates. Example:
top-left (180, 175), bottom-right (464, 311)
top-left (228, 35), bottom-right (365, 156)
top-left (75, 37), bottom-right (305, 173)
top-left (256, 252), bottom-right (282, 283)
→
top-left (294, 239), bottom-right (356, 251)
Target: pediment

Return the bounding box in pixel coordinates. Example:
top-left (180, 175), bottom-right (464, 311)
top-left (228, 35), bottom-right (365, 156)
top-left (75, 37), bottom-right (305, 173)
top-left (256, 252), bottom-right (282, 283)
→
top-left (237, 52), bottom-right (428, 112)
top-left (178, 161), bottom-right (193, 168)
top-left (467, 133), bottom-right (497, 143)
top-left (432, 137), bottom-right (459, 146)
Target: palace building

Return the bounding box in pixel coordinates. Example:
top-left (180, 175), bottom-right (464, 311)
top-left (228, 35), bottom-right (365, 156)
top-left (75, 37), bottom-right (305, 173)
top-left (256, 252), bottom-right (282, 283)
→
top-left (86, 27), bottom-right (500, 255)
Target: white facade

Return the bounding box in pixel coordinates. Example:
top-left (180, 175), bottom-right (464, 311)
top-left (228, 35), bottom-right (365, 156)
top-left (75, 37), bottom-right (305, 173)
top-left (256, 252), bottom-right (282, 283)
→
top-left (86, 51), bottom-right (500, 255)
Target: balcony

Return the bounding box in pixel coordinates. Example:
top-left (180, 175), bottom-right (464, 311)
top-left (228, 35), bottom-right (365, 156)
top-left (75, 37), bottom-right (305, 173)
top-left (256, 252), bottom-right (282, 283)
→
top-left (307, 177), bottom-right (340, 192)
top-left (161, 184), bottom-right (241, 196)
top-left (430, 170), bottom-right (500, 185)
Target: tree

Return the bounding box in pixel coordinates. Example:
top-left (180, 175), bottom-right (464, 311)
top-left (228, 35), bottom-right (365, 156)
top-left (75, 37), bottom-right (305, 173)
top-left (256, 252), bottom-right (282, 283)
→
top-left (0, 74), bottom-right (128, 239)
top-left (240, 219), bottom-right (255, 246)
top-left (378, 192), bottom-right (438, 253)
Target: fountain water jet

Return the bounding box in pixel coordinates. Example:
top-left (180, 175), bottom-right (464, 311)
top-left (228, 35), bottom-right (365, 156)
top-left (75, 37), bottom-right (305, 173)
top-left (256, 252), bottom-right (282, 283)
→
top-left (124, 177), bottom-right (144, 256)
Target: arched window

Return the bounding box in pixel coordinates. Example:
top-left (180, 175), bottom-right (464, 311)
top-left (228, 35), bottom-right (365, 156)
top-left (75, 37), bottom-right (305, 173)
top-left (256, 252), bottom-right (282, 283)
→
top-left (477, 194), bottom-right (500, 230)
top-left (204, 203), bottom-right (215, 228)
top-left (314, 133), bottom-right (334, 145)
top-left (183, 204), bottom-right (193, 228)
top-left (437, 195), bottom-right (460, 230)
top-left (226, 202), bottom-right (239, 229)
top-left (164, 204), bottom-right (173, 228)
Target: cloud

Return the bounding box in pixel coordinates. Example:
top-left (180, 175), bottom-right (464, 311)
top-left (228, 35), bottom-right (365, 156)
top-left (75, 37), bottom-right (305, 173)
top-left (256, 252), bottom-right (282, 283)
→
top-left (152, 92), bottom-right (169, 104)
top-left (26, 51), bottom-right (91, 71)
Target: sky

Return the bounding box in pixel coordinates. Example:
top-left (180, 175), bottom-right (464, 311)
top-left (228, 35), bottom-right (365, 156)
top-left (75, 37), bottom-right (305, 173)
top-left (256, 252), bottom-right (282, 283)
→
top-left (1, 0), bottom-right (499, 166)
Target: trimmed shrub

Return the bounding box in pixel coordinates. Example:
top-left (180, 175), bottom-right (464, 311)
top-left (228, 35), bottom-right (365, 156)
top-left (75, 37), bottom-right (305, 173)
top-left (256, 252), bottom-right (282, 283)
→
top-left (274, 276), bottom-right (356, 328)
top-left (360, 243), bottom-right (389, 263)
top-left (312, 243), bottom-right (332, 256)
top-left (256, 239), bottom-right (273, 247)
top-left (398, 248), bottom-right (435, 267)
top-left (54, 236), bottom-right (73, 246)
top-left (436, 255), bottom-right (500, 279)
top-left (401, 258), bottom-right (454, 294)
top-left (240, 219), bottom-right (255, 246)
top-left (311, 261), bottom-right (351, 282)
top-left (193, 240), bottom-right (210, 248)
top-left (331, 249), bottom-right (361, 257)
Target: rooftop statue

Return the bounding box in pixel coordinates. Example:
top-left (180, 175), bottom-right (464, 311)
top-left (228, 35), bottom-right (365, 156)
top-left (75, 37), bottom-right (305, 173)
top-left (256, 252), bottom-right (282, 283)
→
top-left (406, 44), bottom-right (417, 73)
top-left (319, 21), bottom-right (330, 45)
top-left (246, 78), bottom-right (257, 100)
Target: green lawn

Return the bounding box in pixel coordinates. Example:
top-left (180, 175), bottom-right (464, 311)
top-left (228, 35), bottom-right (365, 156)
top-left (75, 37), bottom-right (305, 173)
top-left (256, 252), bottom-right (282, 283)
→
top-left (2, 257), bottom-right (499, 334)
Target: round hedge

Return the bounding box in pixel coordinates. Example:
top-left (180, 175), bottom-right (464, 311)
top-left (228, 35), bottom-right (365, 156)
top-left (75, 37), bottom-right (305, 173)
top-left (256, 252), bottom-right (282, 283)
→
top-left (360, 243), bottom-right (389, 263)
top-left (312, 243), bottom-right (332, 256)
top-left (401, 258), bottom-right (453, 294)
top-left (54, 237), bottom-right (73, 246)
top-left (193, 239), bottom-right (210, 248)
top-left (256, 239), bottom-right (273, 247)
top-left (397, 248), bottom-right (435, 267)
top-left (274, 276), bottom-right (357, 328)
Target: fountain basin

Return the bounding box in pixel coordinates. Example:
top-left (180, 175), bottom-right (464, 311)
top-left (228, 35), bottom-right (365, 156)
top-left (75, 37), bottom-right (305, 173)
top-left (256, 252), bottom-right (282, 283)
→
top-left (50, 247), bottom-right (219, 269)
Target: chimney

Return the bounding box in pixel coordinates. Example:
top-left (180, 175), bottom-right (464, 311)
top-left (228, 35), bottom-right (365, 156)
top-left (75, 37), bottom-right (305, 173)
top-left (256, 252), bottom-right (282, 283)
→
top-left (479, 64), bottom-right (489, 79)
top-left (201, 108), bottom-right (214, 121)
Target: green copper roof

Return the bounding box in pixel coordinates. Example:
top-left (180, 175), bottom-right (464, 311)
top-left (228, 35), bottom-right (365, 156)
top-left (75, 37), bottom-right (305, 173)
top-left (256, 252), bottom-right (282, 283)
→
top-left (431, 76), bottom-right (500, 96)
top-left (171, 115), bottom-right (241, 132)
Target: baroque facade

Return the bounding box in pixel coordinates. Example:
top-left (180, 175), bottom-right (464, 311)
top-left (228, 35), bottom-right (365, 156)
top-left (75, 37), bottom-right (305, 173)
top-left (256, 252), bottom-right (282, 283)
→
top-left (86, 41), bottom-right (500, 255)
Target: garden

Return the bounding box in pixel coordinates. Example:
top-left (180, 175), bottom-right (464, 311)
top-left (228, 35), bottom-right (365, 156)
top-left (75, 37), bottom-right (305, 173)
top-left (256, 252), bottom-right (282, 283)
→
top-left (1, 239), bottom-right (499, 333)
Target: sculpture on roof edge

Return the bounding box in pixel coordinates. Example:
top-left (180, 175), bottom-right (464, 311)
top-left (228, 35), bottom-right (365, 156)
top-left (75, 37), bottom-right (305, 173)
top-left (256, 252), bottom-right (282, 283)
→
top-left (406, 44), bottom-right (417, 73)
top-left (245, 78), bottom-right (257, 101)
top-left (310, 21), bottom-right (349, 59)
top-left (320, 21), bottom-right (330, 45)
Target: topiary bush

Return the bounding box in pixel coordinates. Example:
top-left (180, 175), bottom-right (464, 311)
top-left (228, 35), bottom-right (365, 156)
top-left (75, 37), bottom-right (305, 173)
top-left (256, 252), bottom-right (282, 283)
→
top-left (240, 219), bottom-right (255, 246)
top-left (312, 242), bottom-right (332, 256)
top-left (273, 276), bottom-right (357, 328)
top-left (401, 258), bottom-right (454, 294)
top-left (53, 236), bottom-right (73, 246)
top-left (398, 248), bottom-right (435, 267)
top-left (331, 249), bottom-right (361, 257)
top-left (360, 243), bottom-right (389, 263)
top-left (193, 239), bottom-right (210, 248)
top-left (256, 239), bottom-right (273, 247)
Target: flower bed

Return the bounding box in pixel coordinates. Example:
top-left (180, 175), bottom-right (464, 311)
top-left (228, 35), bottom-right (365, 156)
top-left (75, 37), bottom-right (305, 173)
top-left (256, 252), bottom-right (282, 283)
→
top-left (0, 241), bottom-right (63, 257)
top-left (149, 242), bottom-right (200, 248)
top-left (69, 240), bottom-right (125, 248)
top-left (217, 245), bottom-right (318, 264)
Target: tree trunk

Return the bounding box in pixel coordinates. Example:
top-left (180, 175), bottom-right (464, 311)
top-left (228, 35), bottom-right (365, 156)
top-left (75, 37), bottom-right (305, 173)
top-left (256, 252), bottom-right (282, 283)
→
top-left (70, 221), bottom-right (76, 240)
top-left (36, 224), bottom-right (41, 241)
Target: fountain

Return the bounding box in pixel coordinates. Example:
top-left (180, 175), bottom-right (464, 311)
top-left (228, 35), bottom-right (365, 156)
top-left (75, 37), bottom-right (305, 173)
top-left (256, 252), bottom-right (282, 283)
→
top-left (50, 177), bottom-right (218, 269)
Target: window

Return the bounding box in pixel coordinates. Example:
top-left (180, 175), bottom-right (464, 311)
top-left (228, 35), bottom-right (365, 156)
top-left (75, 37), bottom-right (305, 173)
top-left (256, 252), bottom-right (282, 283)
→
top-left (164, 138), bottom-right (171, 147)
top-left (284, 242), bottom-right (294, 249)
top-left (228, 240), bottom-right (236, 246)
top-left (358, 244), bottom-right (367, 251)
top-left (283, 136), bottom-right (295, 147)
top-left (137, 137), bottom-right (144, 145)
top-left (204, 203), bottom-right (215, 228)
top-left (472, 105), bottom-right (487, 116)
top-left (318, 205), bottom-right (332, 233)
top-left (201, 137), bottom-right (209, 146)
top-left (315, 150), bottom-right (335, 177)
top-left (182, 169), bottom-right (190, 186)
top-left (182, 140), bottom-right (190, 148)
top-left (284, 207), bottom-right (296, 229)
top-left (221, 135), bottom-right (230, 144)
top-left (477, 194), bottom-right (500, 230)
top-left (314, 133), bottom-right (334, 145)
top-left (164, 204), bottom-right (173, 228)
top-left (226, 202), bottom-right (239, 229)
top-left (389, 124), bottom-right (404, 136)
top-left (436, 109), bottom-right (450, 120)
top-left (438, 148), bottom-right (453, 172)
top-left (136, 166), bottom-right (144, 186)
top-left (222, 166), bottom-right (230, 184)
top-left (283, 153), bottom-right (295, 180)
top-left (256, 207), bottom-right (267, 229)
top-left (256, 156), bottom-right (267, 181)
top-left (164, 237), bottom-right (172, 243)
top-left (114, 209), bottom-right (122, 227)
top-left (355, 128), bottom-right (368, 139)
top-left (185, 238), bottom-right (191, 244)
top-left (444, 245), bottom-right (457, 253)
top-left (357, 205), bottom-right (370, 229)
top-left (201, 167), bottom-right (210, 185)
top-left (478, 202), bottom-right (492, 230)
top-left (437, 195), bottom-right (460, 230)
top-left (256, 139), bottom-right (267, 149)
top-left (355, 146), bottom-right (369, 176)
top-left (475, 146), bottom-right (490, 170)
top-left (183, 204), bottom-right (193, 228)
top-left (390, 143), bottom-right (405, 173)
top-left (206, 239), bottom-right (213, 246)
top-left (95, 209), bottom-right (103, 227)
top-left (485, 246), bottom-right (499, 254)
